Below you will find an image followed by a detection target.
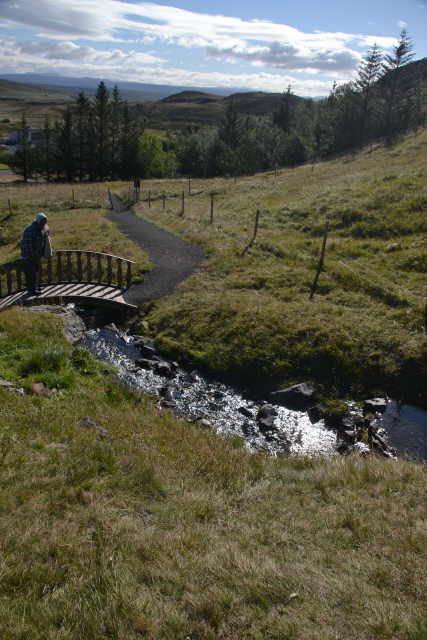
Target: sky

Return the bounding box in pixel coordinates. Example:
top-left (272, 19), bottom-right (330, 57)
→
top-left (0, 0), bottom-right (426, 97)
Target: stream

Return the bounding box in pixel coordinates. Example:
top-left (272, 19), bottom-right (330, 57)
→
top-left (79, 322), bottom-right (425, 460)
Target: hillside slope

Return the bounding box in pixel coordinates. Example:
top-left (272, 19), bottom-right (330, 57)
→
top-left (129, 129), bottom-right (427, 407)
top-left (0, 307), bottom-right (425, 639)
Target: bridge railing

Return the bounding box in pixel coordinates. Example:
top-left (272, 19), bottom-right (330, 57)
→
top-left (0, 250), bottom-right (135, 298)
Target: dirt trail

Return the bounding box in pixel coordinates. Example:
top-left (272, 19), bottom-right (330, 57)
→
top-left (107, 193), bottom-right (206, 307)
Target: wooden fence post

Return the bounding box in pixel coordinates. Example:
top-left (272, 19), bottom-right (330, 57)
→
top-left (181, 190), bottom-right (185, 216)
top-left (241, 209), bottom-right (260, 257)
top-left (188, 176), bottom-right (191, 195)
top-left (163, 193), bottom-right (166, 210)
top-left (72, 189), bottom-right (75, 208)
top-left (309, 221), bottom-right (330, 300)
top-left (210, 192), bottom-right (214, 224)
top-left (148, 190), bottom-right (151, 208)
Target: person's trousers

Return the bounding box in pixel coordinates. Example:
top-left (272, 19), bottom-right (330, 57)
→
top-left (23, 258), bottom-right (40, 294)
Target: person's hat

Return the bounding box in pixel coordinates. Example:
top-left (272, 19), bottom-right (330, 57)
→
top-left (35, 212), bottom-right (48, 223)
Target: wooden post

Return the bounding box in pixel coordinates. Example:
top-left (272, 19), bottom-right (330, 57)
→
top-left (47, 257), bottom-right (52, 284)
top-left (97, 253), bottom-right (102, 283)
top-left (274, 166), bottom-right (277, 178)
top-left (188, 176), bottom-right (191, 195)
top-left (72, 189), bottom-right (75, 208)
top-left (210, 192), bottom-right (214, 224)
top-left (181, 190), bottom-right (185, 216)
top-left (126, 262), bottom-right (132, 288)
top-left (117, 259), bottom-right (123, 288)
top-left (16, 264), bottom-right (22, 290)
top-left (107, 255), bottom-right (113, 285)
top-left (148, 190), bottom-right (151, 208)
top-left (6, 269), bottom-right (12, 295)
top-left (309, 221), bottom-right (330, 300)
top-left (77, 251), bottom-right (82, 282)
top-left (57, 253), bottom-right (62, 282)
top-left (162, 193), bottom-right (166, 210)
top-left (66, 253), bottom-right (72, 283)
top-left (241, 210), bottom-right (260, 257)
top-left (87, 253), bottom-right (92, 283)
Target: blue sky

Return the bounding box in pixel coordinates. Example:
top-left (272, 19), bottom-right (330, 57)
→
top-left (0, 0), bottom-right (426, 96)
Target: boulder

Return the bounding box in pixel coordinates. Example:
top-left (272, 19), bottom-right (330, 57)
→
top-left (79, 417), bottom-right (109, 438)
top-left (364, 398), bottom-right (387, 414)
top-left (256, 404), bottom-right (277, 431)
top-left (238, 406), bottom-right (253, 419)
top-left (135, 358), bottom-right (156, 370)
top-left (270, 383), bottom-right (316, 410)
top-left (31, 382), bottom-right (51, 397)
top-left (307, 404), bottom-right (325, 424)
top-left (153, 361), bottom-right (174, 378)
top-left (197, 418), bottom-right (212, 429)
top-left (0, 379), bottom-right (25, 395)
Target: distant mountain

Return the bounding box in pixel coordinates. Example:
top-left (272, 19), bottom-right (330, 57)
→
top-left (0, 74), bottom-right (241, 101)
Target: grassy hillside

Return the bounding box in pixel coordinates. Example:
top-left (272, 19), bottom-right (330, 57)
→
top-left (0, 307), bottom-right (425, 639)
top-left (128, 130), bottom-right (427, 407)
top-left (0, 79), bottom-right (72, 129)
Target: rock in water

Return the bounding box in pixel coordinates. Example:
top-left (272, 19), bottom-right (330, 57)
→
top-left (364, 398), bottom-right (387, 414)
top-left (257, 404), bottom-right (278, 431)
top-left (270, 383), bottom-right (316, 410)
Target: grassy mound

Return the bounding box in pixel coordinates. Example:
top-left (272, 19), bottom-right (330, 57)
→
top-left (0, 308), bottom-right (425, 639)
top-left (129, 131), bottom-right (427, 406)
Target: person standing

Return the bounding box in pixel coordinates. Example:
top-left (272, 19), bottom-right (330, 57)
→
top-left (21, 212), bottom-right (51, 295)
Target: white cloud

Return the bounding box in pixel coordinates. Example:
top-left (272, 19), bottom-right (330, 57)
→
top-left (0, 39), bottom-right (334, 96)
top-left (1, 0), bottom-right (397, 77)
top-left (397, 20), bottom-right (408, 28)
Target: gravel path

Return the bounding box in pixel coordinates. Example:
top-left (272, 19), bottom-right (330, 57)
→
top-left (107, 193), bottom-right (206, 307)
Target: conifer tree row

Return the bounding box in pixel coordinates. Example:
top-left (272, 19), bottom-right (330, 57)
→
top-left (11, 82), bottom-right (145, 182)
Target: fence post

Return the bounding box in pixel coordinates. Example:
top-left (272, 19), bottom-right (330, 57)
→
top-left (163, 193), bottom-right (166, 210)
top-left (148, 190), bottom-right (151, 208)
top-left (241, 209), bottom-right (260, 257)
top-left (188, 176), bottom-right (191, 195)
top-left (309, 221), bottom-right (330, 300)
top-left (181, 190), bottom-right (185, 217)
top-left (72, 189), bottom-right (75, 208)
top-left (210, 192), bottom-right (214, 224)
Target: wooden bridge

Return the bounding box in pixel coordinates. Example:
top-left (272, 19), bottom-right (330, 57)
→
top-left (0, 250), bottom-right (137, 312)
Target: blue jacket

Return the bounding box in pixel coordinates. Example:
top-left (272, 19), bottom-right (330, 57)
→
top-left (21, 222), bottom-right (44, 259)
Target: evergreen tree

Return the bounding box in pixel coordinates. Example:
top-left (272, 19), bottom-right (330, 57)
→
top-left (381, 28), bottom-right (415, 142)
top-left (58, 106), bottom-right (76, 182)
top-left (355, 44), bottom-right (382, 146)
top-left (10, 115), bottom-right (35, 182)
top-left (273, 85), bottom-right (294, 133)
top-left (219, 99), bottom-right (241, 149)
top-left (75, 91), bottom-right (91, 182)
top-left (94, 81), bottom-right (110, 179)
top-left (110, 85), bottom-right (123, 179)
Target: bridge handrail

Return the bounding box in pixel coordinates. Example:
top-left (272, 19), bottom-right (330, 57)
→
top-left (0, 250), bottom-right (135, 298)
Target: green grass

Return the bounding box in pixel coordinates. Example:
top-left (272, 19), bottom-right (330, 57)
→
top-left (0, 308), bottom-right (425, 639)
top-left (127, 130), bottom-right (427, 406)
top-left (0, 163), bottom-right (9, 170)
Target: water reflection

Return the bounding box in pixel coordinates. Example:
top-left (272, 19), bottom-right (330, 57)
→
top-left (382, 402), bottom-right (427, 460)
